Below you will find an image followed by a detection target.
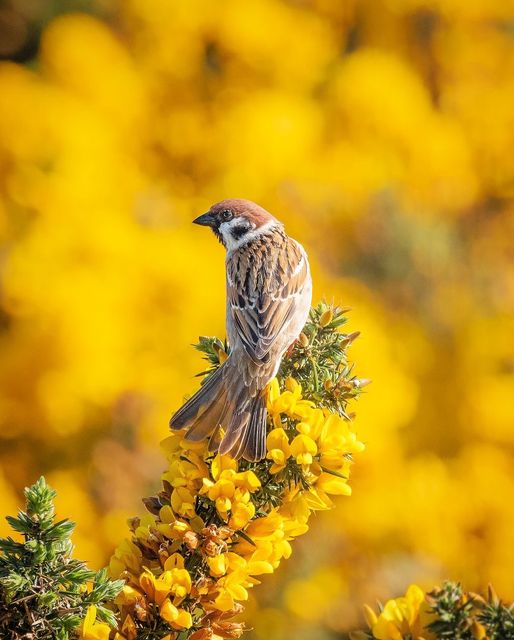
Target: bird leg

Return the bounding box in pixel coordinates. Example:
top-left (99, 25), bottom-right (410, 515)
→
top-left (285, 339), bottom-right (299, 359)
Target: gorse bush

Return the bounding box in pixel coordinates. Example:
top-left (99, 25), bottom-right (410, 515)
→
top-left (1, 302), bottom-right (365, 640)
top-left (106, 303), bottom-right (366, 639)
top-left (350, 581), bottom-right (514, 640)
top-left (0, 477), bottom-right (123, 640)
top-left (1, 306), bottom-right (512, 640)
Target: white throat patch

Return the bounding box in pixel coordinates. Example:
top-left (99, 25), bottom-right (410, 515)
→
top-left (220, 218), bottom-right (278, 253)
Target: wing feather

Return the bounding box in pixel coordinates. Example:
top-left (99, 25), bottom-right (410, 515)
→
top-left (227, 234), bottom-right (309, 363)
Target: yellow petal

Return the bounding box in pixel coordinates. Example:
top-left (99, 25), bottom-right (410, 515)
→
top-left (211, 453), bottom-right (238, 480)
top-left (247, 560), bottom-right (274, 575)
top-left (236, 470), bottom-right (261, 491)
top-left (173, 609), bottom-right (193, 629)
top-left (207, 554), bottom-right (228, 577)
top-left (159, 505), bottom-right (175, 524)
top-left (290, 434), bottom-right (317, 457)
top-left (266, 428), bottom-right (291, 455)
top-left (160, 599), bottom-right (179, 623)
top-left (315, 472), bottom-right (352, 496)
top-left (139, 572), bottom-right (156, 599)
top-left (267, 378), bottom-right (281, 405)
top-left (214, 589), bottom-right (235, 611)
top-left (405, 584), bottom-right (425, 607)
top-left (164, 553), bottom-right (185, 570)
top-left (363, 604), bottom-right (378, 628)
top-left (82, 605), bottom-right (97, 633)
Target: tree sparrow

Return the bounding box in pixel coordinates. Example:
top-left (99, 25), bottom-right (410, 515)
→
top-left (169, 199), bottom-right (312, 461)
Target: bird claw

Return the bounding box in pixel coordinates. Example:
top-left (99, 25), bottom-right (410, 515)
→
top-left (285, 340), bottom-right (298, 359)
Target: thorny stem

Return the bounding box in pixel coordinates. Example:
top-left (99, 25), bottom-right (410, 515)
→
top-left (309, 356), bottom-right (319, 392)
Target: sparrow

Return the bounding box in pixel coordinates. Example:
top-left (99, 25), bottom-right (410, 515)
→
top-left (169, 198), bottom-right (312, 461)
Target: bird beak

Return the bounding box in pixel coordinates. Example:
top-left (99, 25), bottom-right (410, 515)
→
top-left (193, 212), bottom-right (216, 227)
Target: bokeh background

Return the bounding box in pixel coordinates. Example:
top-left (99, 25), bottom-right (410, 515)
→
top-left (1, 1), bottom-right (513, 638)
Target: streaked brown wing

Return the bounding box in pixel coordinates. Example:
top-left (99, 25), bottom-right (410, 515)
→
top-left (227, 235), bottom-right (308, 364)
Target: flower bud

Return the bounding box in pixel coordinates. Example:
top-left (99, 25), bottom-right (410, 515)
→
top-left (298, 332), bottom-right (309, 347)
top-left (487, 583), bottom-right (499, 605)
top-left (319, 309), bottom-right (333, 327)
top-left (471, 620), bottom-right (487, 639)
top-left (285, 376), bottom-right (297, 392)
top-left (214, 342), bottom-right (228, 363)
top-left (363, 604), bottom-right (378, 628)
top-left (343, 330), bottom-right (360, 344)
top-left (184, 530), bottom-right (199, 550)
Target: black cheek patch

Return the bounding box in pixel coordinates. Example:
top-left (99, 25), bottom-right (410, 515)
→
top-left (231, 225), bottom-right (251, 241)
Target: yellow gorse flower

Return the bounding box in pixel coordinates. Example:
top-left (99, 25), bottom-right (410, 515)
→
top-left (138, 560), bottom-right (193, 630)
top-left (200, 454), bottom-right (260, 528)
top-left (290, 433), bottom-right (318, 465)
top-left (266, 427), bottom-right (291, 473)
top-left (352, 581), bottom-right (510, 640)
top-left (79, 605), bottom-right (111, 640)
top-left (365, 585), bottom-right (436, 640)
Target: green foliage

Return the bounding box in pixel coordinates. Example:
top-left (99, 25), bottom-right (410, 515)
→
top-left (0, 477), bottom-right (123, 640)
top-left (247, 303), bottom-right (363, 511)
top-left (425, 582), bottom-right (514, 640)
top-left (426, 582), bottom-right (476, 639)
top-left (351, 581), bottom-right (514, 640)
top-left (194, 335), bottom-right (229, 379)
top-left (476, 585), bottom-right (514, 640)
top-left (195, 302), bottom-right (366, 415)
top-left (279, 302), bottom-right (365, 416)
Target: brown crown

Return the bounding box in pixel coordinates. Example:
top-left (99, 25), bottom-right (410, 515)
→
top-left (209, 199), bottom-right (277, 227)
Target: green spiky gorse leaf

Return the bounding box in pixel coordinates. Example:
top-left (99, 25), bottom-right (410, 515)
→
top-left (0, 477), bottom-right (123, 640)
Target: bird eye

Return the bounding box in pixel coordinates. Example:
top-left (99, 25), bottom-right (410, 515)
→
top-left (220, 209), bottom-right (233, 221)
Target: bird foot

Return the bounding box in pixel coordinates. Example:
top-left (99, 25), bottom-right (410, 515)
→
top-left (285, 339), bottom-right (298, 359)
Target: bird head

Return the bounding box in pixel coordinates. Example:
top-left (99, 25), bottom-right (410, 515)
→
top-left (193, 199), bottom-right (280, 251)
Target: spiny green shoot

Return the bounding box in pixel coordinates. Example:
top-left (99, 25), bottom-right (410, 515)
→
top-left (0, 477), bottom-right (123, 640)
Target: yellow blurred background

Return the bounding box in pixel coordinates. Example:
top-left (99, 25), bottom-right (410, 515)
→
top-left (0, 1), bottom-right (513, 638)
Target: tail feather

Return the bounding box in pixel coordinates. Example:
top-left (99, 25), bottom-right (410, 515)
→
top-left (183, 386), bottom-right (229, 442)
top-left (208, 425), bottom-right (223, 453)
top-left (169, 359), bottom-right (268, 461)
top-left (217, 381), bottom-right (250, 456)
top-left (243, 396), bottom-right (267, 461)
top-left (219, 393), bottom-right (267, 461)
top-left (169, 365), bottom-right (226, 431)
top-left (219, 412), bottom-right (250, 459)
